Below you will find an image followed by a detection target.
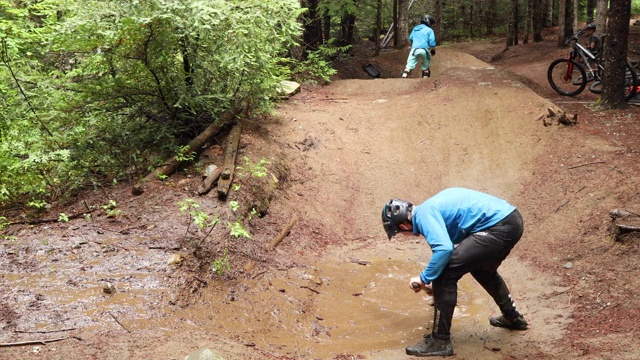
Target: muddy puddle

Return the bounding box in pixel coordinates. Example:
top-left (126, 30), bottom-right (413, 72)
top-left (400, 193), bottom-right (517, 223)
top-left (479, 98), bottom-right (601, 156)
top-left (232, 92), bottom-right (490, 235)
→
top-left (151, 240), bottom-right (506, 358)
top-left (1, 235), bottom-right (171, 333)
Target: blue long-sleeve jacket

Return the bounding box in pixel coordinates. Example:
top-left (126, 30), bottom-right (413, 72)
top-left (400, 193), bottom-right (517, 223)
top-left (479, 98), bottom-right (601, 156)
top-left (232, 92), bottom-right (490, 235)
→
top-left (412, 188), bottom-right (516, 284)
top-left (408, 24), bottom-right (436, 50)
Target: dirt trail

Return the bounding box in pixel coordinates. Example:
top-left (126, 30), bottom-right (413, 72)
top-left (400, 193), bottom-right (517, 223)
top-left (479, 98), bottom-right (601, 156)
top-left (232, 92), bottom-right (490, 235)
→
top-left (3, 41), bottom-right (640, 359)
top-left (268, 47), bottom-right (571, 359)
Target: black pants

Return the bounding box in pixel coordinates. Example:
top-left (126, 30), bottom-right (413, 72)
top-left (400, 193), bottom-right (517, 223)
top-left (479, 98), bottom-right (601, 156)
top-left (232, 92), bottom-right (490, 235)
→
top-left (431, 209), bottom-right (524, 340)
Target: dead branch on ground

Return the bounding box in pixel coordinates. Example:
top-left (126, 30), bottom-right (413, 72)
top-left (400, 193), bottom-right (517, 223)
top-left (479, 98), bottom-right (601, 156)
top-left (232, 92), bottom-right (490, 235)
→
top-left (0, 336), bottom-right (69, 347)
top-left (268, 215), bottom-right (298, 251)
top-left (14, 328), bottom-right (76, 334)
top-left (108, 311), bottom-right (131, 333)
top-left (300, 286), bottom-right (320, 294)
top-left (567, 160), bottom-right (606, 169)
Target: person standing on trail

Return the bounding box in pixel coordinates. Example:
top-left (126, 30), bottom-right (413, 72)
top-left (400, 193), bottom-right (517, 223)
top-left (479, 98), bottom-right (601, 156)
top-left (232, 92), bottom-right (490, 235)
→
top-left (402, 14), bottom-right (437, 78)
top-left (381, 187), bottom-right (528, 357)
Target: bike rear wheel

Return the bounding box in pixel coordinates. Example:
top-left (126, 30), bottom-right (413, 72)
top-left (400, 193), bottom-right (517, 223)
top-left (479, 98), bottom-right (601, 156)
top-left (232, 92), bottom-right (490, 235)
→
top-left (588, 61), bottom-right (639, 101)
top-left (548, 58), bottom-right (587, 96)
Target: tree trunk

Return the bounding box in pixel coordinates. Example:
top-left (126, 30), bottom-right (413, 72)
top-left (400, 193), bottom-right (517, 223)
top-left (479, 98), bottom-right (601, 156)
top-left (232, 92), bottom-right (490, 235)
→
top-left (375, 0), bottom-right (382, 56)
top-left (558, 0), bottom-right (566, 46)
top-left (302, 0), bottom-right (323, 52)
top-left (323, 14), bottom-right (331, 42)
top-left (599, 0), bottom-right (631, 109)
top-left (393, 0), bottom-right (398, 48)
top-left (346, 14), bottom-right (356, 45)
top-left (434, 0), bottom-right (443, 42)
top-left (532, 0), bottom-right (543, 42)
top-left (586, 0), bottom-right (596, 23)
top-left (396, 0), bottom-right (409, 49)
top-left (596, 0), bottom-right (608, 32)
top-left (557, 0), bottom-right (574, 46)
top-left (468, 3), bottom-right (474, 38)
top-left (546, 0), bottom-right (554, 27)
top-left (572, 0), bottom-right (578, 31)
top-left (565, 0), bottom-right (574, 38)
top-left (506, 0), bottom-right (519, 47)
top-left (485, 0), bottom-right (496, 36)
top-left (339, 12), bottom-right (356, 47)
top-left (524, 0), bottom-right (531, 44)
top-left (506, 0), bottom-right (513, 46)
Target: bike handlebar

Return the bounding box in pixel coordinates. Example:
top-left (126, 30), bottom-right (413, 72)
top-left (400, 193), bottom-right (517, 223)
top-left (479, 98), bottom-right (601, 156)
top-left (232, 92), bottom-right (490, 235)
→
top-left (564, 35), bottom-right (578, 47)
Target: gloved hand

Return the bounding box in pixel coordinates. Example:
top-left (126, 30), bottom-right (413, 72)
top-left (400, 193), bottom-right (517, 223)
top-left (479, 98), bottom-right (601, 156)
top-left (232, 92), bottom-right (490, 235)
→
top-left (430, 49), bottom-right (436, 56)
top-left (410, 277), bottom-right (424, 293)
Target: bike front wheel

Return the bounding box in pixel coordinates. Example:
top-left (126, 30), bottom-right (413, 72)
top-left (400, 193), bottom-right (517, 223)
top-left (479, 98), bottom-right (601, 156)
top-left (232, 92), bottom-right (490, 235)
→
top-left (588, 61), bottom-right (639, 101)
top-left (548, 58), bottom-right (587, 96)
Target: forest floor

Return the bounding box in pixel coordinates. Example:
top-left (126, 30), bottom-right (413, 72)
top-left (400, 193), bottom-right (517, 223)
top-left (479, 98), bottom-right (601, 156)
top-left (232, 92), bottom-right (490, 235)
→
top-left (2, 25), bottom-right (640, 360)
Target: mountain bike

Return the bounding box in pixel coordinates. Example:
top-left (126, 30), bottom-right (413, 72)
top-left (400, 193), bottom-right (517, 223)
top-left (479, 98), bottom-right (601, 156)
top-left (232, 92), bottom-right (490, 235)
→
top-left (589, 60), bottom-right (640, 97)
top-left (547, 28), bottom-right (638, 100)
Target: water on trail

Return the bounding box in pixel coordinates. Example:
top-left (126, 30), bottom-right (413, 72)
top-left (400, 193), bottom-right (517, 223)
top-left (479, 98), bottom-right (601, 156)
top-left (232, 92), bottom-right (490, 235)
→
top-left (148, 240), bottom-right (503, 359)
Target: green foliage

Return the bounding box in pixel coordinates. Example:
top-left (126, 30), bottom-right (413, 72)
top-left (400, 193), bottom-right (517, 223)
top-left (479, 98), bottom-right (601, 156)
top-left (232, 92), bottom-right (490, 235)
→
top-left (174, 145), bottom-right (197, 163)
top-left (178, 198), bottom-right (250, 276)
top-left (0, 216), bottom-right (8, 232)
top-left (27, 200), bottom-right (50, 210)
top-left (236, 156), bottom-right (271, 178)
top-left (289, 40), bottom-right (348, 83)
top-left (101, 199), bottom-right (122, 218)
top-left (633, 0), bottom-right (640, 16)
top-left (228, 219), bottom-right (251, 238)
top-left (179, 198), bottom-right (219, 233)
top-left (0, 0), bottom-right (303, 208)
top-left (210, 248), bottom-right (231, 275)
top-left (58, 213), bottom-right (69, 222)
top-left (318, 0), bottom-right (358, 19)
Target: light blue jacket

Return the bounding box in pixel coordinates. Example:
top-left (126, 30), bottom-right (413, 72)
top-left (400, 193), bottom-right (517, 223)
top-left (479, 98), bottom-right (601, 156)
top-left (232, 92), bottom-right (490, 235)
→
top-left (408, 24), bottom-right (436, 50)
top-left (412, 188), bottom-right (516, 284)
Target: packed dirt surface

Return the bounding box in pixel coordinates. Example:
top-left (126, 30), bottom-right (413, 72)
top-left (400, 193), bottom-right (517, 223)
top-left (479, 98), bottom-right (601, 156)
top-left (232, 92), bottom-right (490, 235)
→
top-left (2, 27), bottom-right (640, 360)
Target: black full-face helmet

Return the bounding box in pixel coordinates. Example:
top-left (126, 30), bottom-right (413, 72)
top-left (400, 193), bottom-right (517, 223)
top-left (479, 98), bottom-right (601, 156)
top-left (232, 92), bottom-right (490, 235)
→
top-left (421, 14), bottom-right (436, 28)
top-left (585, 23), bottom-right (596, 30)
top-left (381, 199), bottom-right (413, 239)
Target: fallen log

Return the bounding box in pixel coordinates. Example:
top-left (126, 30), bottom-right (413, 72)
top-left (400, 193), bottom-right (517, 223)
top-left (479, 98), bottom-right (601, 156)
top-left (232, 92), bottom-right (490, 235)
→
top-left (216, 124), bottom-right (242, 199)
top-left (132, 106), bottom-right (242, 195)
top-left (197, 165), bottom-right (223, 195)
top-left (268, 215), bottom-right (298, 251)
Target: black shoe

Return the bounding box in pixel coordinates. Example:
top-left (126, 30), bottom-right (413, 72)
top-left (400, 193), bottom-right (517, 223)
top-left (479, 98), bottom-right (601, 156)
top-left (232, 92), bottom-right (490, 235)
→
top-left (489, 314), bottom-right (528, 330)
top-left (422, 69), bottom-right (431, 78)
top-left (405, 334), bottom-right (454, 357)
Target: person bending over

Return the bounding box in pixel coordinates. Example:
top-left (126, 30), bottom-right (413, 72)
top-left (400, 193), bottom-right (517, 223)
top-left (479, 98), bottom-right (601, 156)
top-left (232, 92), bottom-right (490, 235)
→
top-left (381, 187), bottom-right (528, 357)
